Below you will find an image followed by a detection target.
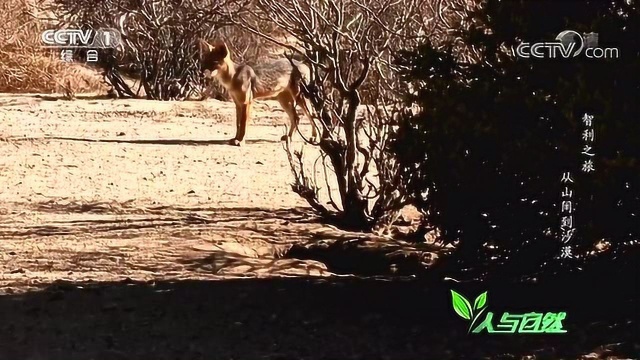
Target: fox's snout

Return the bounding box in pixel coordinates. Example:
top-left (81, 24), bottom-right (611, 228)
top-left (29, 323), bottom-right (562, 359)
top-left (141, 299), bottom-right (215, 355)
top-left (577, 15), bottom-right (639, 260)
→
top-left (203, 69), bottom-right (218, 79)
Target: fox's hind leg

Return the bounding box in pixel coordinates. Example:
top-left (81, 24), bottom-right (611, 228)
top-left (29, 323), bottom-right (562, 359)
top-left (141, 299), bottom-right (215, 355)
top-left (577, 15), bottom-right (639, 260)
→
top-left (297, 95), bottom-right (320, 142)
top-left (277, 92), bottom-right (299, 142)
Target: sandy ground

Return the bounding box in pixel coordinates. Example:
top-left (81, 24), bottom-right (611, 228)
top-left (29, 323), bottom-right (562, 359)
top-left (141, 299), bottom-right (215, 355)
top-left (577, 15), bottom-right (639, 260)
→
top-left (0, 94), bottom-right (637, 360)
top-left (0, 93), bottom-right (338, 292)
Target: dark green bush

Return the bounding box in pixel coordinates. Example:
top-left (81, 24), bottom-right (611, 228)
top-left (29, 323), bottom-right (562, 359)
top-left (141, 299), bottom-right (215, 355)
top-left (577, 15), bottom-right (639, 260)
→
top-left (394, 0), bottom-right (639, 272)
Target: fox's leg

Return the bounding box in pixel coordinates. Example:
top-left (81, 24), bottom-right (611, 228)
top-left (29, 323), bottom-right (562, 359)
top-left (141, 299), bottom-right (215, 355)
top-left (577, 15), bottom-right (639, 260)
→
top-left (234, 102), bottom-right (242, 133)
top-left (297, 95), bottom-right (320, 142)
top-left (229, 102), bottom-right (243, 146)
top-left (230, 88), bottom-right (253, 146)
top-left (230, 101), bottom-right (252, 146)
top-left (277, 93), bottom-right (299, 141)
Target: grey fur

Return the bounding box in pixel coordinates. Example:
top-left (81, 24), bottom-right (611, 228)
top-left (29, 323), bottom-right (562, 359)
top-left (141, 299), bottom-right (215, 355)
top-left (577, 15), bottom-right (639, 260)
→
top-left (251, 59), bottom-right (309, 97)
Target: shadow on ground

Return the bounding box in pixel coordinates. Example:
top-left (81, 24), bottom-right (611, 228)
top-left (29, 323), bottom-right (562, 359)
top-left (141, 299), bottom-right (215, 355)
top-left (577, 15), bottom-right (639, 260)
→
top-left (4, 136), bottom-right (281, 146)
top-left (0, 272), bottom-right (637, 360)
top-left (1, 202), bottom-right (318, 239)
top-left (1, 200), bottom-right (637, 359)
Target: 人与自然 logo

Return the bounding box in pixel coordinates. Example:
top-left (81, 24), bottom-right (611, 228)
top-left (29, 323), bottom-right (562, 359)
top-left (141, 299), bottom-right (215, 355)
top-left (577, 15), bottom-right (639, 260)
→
top-left (450, 290), bottom-right (568, 334)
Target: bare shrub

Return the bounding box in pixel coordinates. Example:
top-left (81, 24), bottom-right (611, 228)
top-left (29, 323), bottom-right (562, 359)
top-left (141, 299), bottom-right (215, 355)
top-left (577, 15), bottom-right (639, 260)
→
top-left (51, 0), bottom-right (249, 100)
top-left (230, 0), bottom-right (435, 231)
top-left (232, 0), bottom-right (478, 232)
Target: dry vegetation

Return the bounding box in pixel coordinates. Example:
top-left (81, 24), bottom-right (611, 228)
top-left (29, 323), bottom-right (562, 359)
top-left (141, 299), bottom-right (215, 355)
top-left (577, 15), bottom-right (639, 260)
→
top-left (0, 0), bottom-right (109, 95)
top-left (0, 0), bottom-right (289, 99)
top-left (227, 0), bottom-right (478, 232)
top-left (0, 0), bottom-right (476, 96)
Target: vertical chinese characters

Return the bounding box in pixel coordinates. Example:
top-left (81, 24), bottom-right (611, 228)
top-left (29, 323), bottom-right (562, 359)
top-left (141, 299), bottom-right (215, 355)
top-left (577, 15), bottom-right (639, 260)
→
top-left (560, 171), bottom-right (575, 258)
top-left (582, 113), bottom-right (595, 173)
top-left (560, 113), bottom-right (597, 258)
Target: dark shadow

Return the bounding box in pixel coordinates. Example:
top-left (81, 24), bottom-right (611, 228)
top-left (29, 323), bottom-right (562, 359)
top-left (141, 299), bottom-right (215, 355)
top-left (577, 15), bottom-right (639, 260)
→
top-left (2, 204), bottom-right (319, 239)
top-left (33, 94), bottom-right (119, 101)
top-left (0, 275), bottom-right (636, 360)
top-left (176, 250), bottom-right (290, 275)
top-left (2, 137), bottom-right (283, 146)
top-left (3, 217), bottom-right (198, 237)
top-left (284, 238), bottom-right (443, 277)
top-left (28, 201), bottom-right (313, 220)
top-left (47, 137), bottom-right (282, 146)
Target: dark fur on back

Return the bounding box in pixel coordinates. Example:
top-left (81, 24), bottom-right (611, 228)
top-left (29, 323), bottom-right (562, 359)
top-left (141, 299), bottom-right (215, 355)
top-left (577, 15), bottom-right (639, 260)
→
top-left (230, 63), bottom-right (258, 97)
top-left (224, 59), bottom-right (309, 99)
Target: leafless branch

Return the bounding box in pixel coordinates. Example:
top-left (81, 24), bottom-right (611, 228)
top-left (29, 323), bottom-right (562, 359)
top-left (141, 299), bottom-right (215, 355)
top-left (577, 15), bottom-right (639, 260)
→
top-left (234, 0), bottom-right (476, 229)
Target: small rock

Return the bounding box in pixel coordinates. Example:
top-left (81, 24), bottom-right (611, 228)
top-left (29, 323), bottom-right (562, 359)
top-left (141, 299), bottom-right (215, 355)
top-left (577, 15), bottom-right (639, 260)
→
top-left (580, 353), bottom-right (599, 360)
top-left (116, 132), bottom-right (125, 136)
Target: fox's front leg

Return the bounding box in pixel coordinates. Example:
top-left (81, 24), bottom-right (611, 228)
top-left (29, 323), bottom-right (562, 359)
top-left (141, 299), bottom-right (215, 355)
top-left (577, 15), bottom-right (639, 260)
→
top-left (229, 103), bottom-right (242, 146)
top-left (230, 102), bottom-right (252, 146)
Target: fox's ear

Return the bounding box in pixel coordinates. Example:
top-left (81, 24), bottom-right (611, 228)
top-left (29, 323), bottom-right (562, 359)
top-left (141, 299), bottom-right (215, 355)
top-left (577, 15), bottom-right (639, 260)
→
top-left (198, 39), bottom-right (214, 54)
top-left (212, 40), bottom-right (229, 59)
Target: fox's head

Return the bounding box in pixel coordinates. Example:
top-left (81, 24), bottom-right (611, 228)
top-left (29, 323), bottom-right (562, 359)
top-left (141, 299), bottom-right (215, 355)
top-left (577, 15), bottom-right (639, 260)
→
top-left (198, 39), bottom-right (230, 79)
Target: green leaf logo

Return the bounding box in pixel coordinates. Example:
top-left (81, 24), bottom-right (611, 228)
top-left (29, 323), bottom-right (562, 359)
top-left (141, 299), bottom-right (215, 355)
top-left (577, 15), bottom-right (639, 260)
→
top-left (473, 291), bottom-right (487, 311)
top-left (451, 290), bottom-right (490, 333)
top-left (450, 290), bottom-right (473, 320)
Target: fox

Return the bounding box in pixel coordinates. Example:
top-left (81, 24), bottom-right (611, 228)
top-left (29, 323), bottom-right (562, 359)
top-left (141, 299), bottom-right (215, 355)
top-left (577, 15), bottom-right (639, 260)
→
top-left (198, 39), bottom-right (319, 146)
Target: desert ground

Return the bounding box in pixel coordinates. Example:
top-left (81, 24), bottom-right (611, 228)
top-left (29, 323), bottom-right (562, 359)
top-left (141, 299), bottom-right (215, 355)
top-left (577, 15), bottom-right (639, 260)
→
top-left (0, 93), bottom-right (357, 290)
top-left (0, 94), bottom-right (636, 360)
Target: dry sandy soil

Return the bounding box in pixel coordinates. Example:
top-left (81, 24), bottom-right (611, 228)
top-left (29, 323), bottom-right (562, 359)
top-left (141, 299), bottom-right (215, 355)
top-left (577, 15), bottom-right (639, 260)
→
top-left (0, 94), bottom-right (636, 360)
top-left (0, 93), bottom-right (350, 291)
